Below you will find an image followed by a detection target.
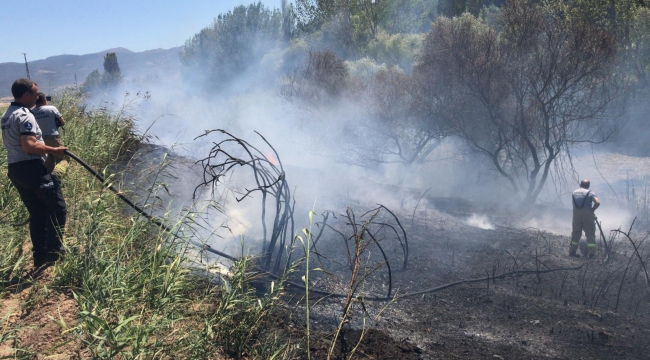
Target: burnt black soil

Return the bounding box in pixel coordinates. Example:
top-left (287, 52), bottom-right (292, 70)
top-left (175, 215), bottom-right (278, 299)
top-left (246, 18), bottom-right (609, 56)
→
top-left (281, 193), bottom-right (650, 359)
top-left (309, 328), bottom-right (423, 359)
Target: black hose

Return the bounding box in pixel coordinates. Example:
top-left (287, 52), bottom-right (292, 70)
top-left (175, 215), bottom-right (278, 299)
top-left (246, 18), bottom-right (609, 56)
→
top-left (596, 219), bottom-right (610, 261)
top-left (64, 150), bottom-right (238, 262)
top-left (65, 151), bottom-right (164, 227)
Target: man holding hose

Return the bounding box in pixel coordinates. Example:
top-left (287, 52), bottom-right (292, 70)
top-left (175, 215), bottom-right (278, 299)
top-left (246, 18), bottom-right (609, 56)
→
top-left (570, 180), bottom-right (600, 259)
top-left (1, 79), bottom-right (67, 268)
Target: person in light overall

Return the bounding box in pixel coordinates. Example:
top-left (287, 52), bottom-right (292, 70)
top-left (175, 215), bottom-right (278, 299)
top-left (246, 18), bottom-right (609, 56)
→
top-left (570, 180), bottom-right (600, 258)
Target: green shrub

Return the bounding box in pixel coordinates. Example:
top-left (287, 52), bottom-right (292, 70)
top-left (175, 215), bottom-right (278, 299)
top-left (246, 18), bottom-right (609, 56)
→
top-left (365, 32), bottom-right (423, 71)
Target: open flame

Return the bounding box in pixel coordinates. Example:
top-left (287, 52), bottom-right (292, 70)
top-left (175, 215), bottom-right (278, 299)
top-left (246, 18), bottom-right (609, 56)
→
top-left (265, 151), bottom-right (279, 165)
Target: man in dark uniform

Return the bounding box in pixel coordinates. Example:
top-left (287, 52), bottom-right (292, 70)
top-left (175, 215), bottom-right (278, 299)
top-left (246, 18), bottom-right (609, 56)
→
top-left (32, 92), bottom-right (68, 177)
top-left (1, 79), bottom-right (68, 267)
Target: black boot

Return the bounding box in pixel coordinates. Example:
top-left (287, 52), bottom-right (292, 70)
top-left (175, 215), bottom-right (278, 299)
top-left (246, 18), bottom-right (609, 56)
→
top-left (45, 251), bottom-right (60, 264)
top-left (33, 251), bottom-right (49, 268)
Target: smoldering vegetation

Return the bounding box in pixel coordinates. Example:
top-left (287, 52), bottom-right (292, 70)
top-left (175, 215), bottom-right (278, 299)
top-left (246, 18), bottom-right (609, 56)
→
top-left (34, 0), bottom-right (650, 358)
top-left (71, 0), bottom-right (650, 272)
top-left (83, 0), bottom-right (650, 236)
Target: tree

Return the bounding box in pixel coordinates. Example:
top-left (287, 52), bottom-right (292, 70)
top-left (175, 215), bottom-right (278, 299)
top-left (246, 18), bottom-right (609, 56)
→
top-left (281, 0), bottom-right (296, 41)
top-left (293, 0), bottom-right (395, 57)
top-left (179, 3), bottom-right (283, 89)
top-left (357, 0), bottom-right (389, 39)
top-left (81, 69), bottom-right (101, 93)
top-left (437, 0), bottom-right (505, 18)
top-left (381, 0), bottom-right (438, 34)
top-left (344, 66), bottom-right (449, 167)
top-left (294, 0), bottom-right (337, 33)
top-left (101, 52), bottom-right (122, 88)
top-left (281, 49), bottom-right (349, 105)
top-left (80, 52), bottom-right (123, 93)
top-left (610, 6), bottom-right (650, 153)
top-left (103, 52), bottom-right (121, 74)
top-left (418, 0), bottom-right (619, 203)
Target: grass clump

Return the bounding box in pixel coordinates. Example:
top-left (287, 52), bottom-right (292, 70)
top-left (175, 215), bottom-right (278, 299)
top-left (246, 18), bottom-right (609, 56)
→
top-left (0, 92), bottom-right (291, 359)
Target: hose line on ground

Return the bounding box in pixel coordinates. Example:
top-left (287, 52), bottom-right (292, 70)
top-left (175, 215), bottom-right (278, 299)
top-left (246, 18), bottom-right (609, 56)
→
top-left (65, 150), bottom-right (588, 302)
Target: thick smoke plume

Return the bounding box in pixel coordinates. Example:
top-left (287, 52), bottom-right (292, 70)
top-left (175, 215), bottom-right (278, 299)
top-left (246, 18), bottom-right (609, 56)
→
top-left (81, 0), bottom-right (650, 257)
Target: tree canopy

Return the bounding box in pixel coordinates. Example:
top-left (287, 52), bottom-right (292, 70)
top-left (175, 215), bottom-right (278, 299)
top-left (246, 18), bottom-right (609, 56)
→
top-left (179, 0), bottom-right (650, 202)
top-left (179, 3), bottom-right (284, 89)
top-left (81, 52), bottom-right (122, 93)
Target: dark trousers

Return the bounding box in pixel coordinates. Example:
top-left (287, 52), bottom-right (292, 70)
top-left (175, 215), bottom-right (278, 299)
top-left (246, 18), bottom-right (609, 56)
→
top-left (7, 160), bottom-right (67, 262)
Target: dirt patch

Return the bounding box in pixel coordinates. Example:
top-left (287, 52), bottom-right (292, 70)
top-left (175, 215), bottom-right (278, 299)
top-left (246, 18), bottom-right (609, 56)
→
top-left (14, 290), bottom-right (80, 359)
top-left (0, 245), bottom-right (81, 359)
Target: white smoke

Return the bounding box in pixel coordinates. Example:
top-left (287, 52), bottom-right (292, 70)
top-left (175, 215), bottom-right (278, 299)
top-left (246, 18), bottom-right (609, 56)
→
top-left (466, 214), bottom-right (495, 230)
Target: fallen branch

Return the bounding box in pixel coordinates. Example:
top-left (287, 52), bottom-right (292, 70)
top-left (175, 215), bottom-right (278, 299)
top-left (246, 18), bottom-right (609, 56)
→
top-left (397, 263), bottom-right (586, 299)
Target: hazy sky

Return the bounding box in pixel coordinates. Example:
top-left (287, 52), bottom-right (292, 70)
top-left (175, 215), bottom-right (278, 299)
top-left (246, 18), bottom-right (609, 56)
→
top-left (0, 0), bottom-right (277, 63)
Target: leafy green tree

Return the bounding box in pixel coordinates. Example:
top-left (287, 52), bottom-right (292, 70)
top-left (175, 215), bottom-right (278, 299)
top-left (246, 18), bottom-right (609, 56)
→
top-left (294, 0), bottom-right (337, 33)
top-left (103, 52), bottom-right (121, 75)
top-left (381, 0), bottom-right (438, 34)
top-left (437, 0), bottom-right (504, 18)
top-left (81, 69), bottom-right (101, 93)
top-left (81, 52), bottom-right (123, 93)
top-left (293, 0), bottom-right (383, 57)
top-left (355, 0), bottom-right (389, 39)
top-left (101, 52), bottom-right (122, 88)
top-left (626, 7), bottom-right (650, 94)
top-left (281, 0), bottom-right (296, 41)
top-left (609, 6), bottom-right (650, 153)
top-left (365, 32), bottom-right (422, 70)
top-left (180, 3), bottom-right (283, 89)
top-left (293, 0), bottom-right (435, 59)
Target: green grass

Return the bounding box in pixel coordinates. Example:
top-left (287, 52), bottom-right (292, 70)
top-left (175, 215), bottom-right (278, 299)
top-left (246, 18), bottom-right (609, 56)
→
top-left (0, 91), bottom-right (292, 359)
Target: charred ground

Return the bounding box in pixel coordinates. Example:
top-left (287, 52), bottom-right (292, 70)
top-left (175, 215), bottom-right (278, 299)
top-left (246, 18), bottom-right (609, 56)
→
top-left (278, 188), bottom-right (650, 359)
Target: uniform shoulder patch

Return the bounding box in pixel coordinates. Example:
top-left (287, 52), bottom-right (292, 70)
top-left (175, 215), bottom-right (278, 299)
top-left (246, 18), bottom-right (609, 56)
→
top-left (24, 122), bottom-right (33, 131)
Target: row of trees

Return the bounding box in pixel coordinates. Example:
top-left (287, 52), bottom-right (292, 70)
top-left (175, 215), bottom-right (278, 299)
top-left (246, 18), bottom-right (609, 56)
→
top-left (181, 0), bottom-right (650, 203)
top-left (82, 52), bottom-right (122, 93)
top-left (179, 3), bottom-right (285, 89)
top-left (283, 0), bottom-right (633, 203)
top-left (179, 0), bottom-right (437, 88)
top-left (179, 0), bottom-right (650, 99)
top-left (418, 2), bottom-right (618, 203)
top-left (294, 0), bottom-right (437, 54)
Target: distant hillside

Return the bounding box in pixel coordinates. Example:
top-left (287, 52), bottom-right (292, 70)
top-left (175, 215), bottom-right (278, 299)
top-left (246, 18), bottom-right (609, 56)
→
top-left (0, 47), bottom-right (181, 97)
